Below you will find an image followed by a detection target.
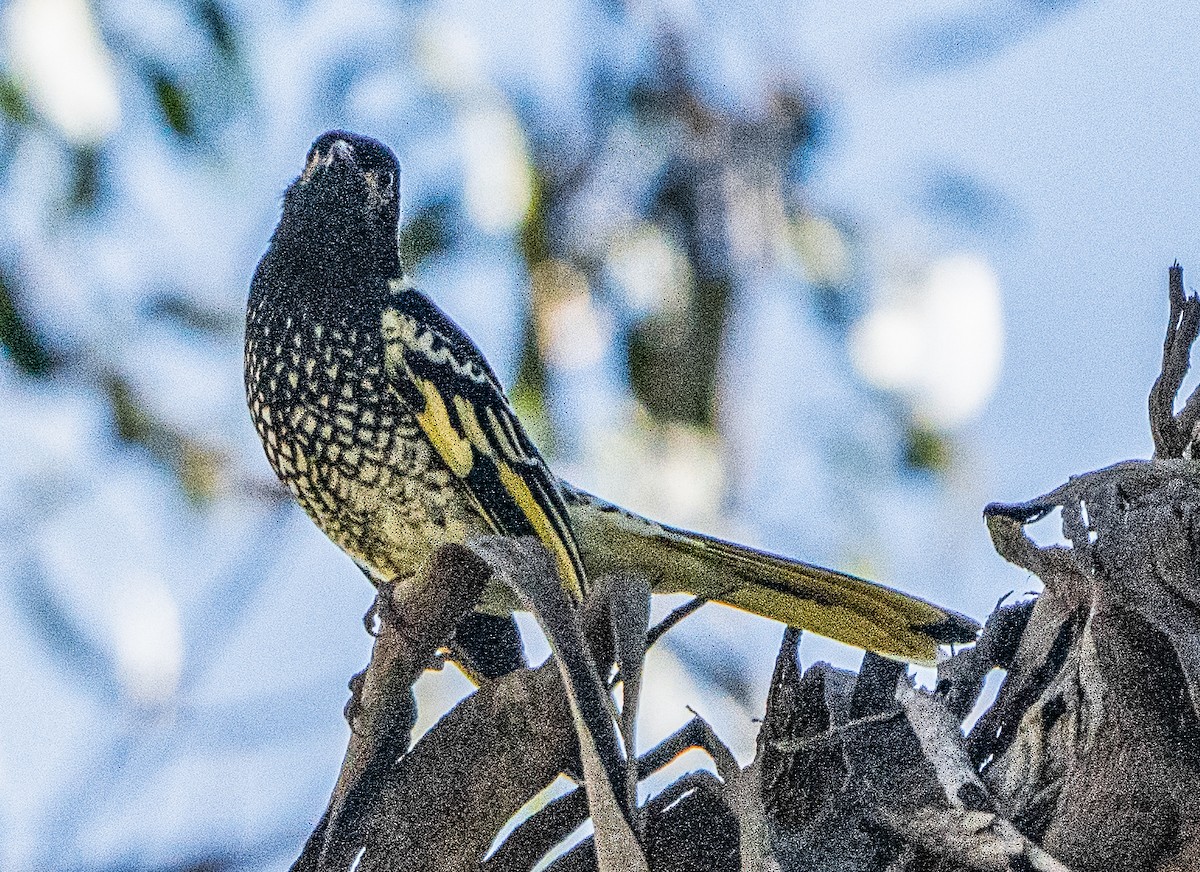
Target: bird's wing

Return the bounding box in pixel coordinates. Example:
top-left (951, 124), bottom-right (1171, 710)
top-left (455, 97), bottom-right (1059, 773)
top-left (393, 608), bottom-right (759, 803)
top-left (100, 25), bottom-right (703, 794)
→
top-left (381, 292), bottom-right (632, 821)
top-left (380, 287), bottom-right (587, 600)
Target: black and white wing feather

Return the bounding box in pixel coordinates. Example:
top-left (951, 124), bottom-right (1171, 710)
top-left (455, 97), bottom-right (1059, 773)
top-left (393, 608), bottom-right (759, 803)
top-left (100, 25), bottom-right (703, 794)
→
top-left (380, 283), bottom-right (588, 600)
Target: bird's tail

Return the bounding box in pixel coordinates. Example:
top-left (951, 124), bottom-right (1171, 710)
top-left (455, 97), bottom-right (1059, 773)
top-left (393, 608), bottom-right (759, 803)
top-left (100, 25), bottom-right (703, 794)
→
top-left (564, 488), bottom-right (977, 665)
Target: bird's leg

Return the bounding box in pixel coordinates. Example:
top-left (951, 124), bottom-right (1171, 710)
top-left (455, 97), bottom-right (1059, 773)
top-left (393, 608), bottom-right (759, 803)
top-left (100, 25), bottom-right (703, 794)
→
top-left (451, 611), bottom-right (527, 680)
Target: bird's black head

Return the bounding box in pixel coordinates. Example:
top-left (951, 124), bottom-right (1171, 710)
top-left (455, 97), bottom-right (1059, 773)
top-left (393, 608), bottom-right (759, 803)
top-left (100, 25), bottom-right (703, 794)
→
top-left (268, 131), bottom-right (402, 286)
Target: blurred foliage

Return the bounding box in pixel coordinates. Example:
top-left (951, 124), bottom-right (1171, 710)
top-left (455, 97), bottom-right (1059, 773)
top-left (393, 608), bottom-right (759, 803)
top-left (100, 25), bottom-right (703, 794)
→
top-left (0, 0), bottom-right (255, 507)
top-left (102, 0), bottom-right (249, 148)
top-left (0, 267), bottom-right (55, 376)
top-left (400, 198), bottom-right (456, 270)
top-left (904, 424), bottom-right (952, 473)
top-left (143, 293), bottom-right (238, 335)
top-left (193, 0), bottom-right (238, 62)
top-left (0, 72), bottom-right (33, 125)
top-left (517, 166), bottom-right (551, 268)
top-left (506, 37), bottom-right (826, 436)
top-left (67, 144), bottom-right (102, 211)
top-left (11, 570), bottom-right (123, 699)
top-left (150, 68), bottom-right (195, 139)
top-left (792, 214), bottom-right (862, 328)
top-left (510, 167), bottom-right (555, 450)
top-left (105, 374), bottom-right (180, 463)
top-left (626, 277), bottom-right (730, 427)
top-left (105, 373), bottom-right (225, 502)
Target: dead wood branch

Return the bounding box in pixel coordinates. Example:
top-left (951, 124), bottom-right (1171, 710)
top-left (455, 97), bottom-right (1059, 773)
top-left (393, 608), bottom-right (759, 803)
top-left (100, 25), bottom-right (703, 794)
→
top-left (292, 543), bottom-right (493, 872)
top-left (1150, 262), bottom-right (1200, 458)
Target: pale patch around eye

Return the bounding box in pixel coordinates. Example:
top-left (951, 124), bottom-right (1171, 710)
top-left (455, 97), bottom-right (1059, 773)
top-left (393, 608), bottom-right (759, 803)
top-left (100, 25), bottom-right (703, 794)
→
top-left (363, 170), bottom-right (395, 210)
top-left (300, 146), bottom-right (339, 184)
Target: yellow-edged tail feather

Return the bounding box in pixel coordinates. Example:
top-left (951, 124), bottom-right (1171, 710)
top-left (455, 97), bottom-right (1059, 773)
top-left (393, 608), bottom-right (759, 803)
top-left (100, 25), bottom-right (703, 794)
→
top-left (565, 488), bottom-right (977, 665)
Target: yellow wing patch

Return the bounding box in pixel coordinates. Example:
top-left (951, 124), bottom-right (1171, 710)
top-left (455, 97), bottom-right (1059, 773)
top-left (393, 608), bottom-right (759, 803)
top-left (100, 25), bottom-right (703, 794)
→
top-left (412, 376), bottom-right (474, 477)
top-left (453, 394), bottom-right (497, 459)
top-left (495, 460), bottom-right (584, 601)
top-left (382, 303), bottom-right (586, 600)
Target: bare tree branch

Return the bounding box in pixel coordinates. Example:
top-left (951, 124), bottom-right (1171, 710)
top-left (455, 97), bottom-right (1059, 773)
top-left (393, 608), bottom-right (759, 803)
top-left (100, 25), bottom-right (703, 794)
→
top-left (292, 543), bottom-right (493, 872)
top-left (1150, 262), bottom-right (1200, 458)
top-left (644, 596), bottom-right (709, 649)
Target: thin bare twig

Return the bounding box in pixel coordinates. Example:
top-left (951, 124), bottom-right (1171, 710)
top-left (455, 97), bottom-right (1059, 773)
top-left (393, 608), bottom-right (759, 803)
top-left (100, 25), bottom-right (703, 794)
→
top-left (485, 716), bottom-right (739, 872)
top-left (645, 596), bottom-right (709, 649)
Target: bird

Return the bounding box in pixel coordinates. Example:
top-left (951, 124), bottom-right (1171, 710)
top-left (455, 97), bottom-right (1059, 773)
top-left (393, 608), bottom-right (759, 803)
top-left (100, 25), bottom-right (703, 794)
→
top-left (245, 130), bottom-right (977, 675)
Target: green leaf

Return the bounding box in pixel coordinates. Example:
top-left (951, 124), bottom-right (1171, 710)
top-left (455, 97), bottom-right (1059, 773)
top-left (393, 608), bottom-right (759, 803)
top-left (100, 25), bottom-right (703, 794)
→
top-left (0, 73), bottom-right (32, 125)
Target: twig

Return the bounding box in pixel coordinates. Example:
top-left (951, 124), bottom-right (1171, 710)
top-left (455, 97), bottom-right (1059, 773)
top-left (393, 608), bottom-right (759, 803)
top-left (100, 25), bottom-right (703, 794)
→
top-left (546, 771), bottom-right (739, 872)
top-left (645, 596), bottom-right (709, 649)
top-left (470, 537), bottom-right (647, 872)
top-left (937, 599), bottom-right (1036, 722)
top-left (485, 716), bottom-right (736, 872)
top-left (1150, 262), bottom-right (1200, 458)
top-left (594, 571), bottom-right (652, 822)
